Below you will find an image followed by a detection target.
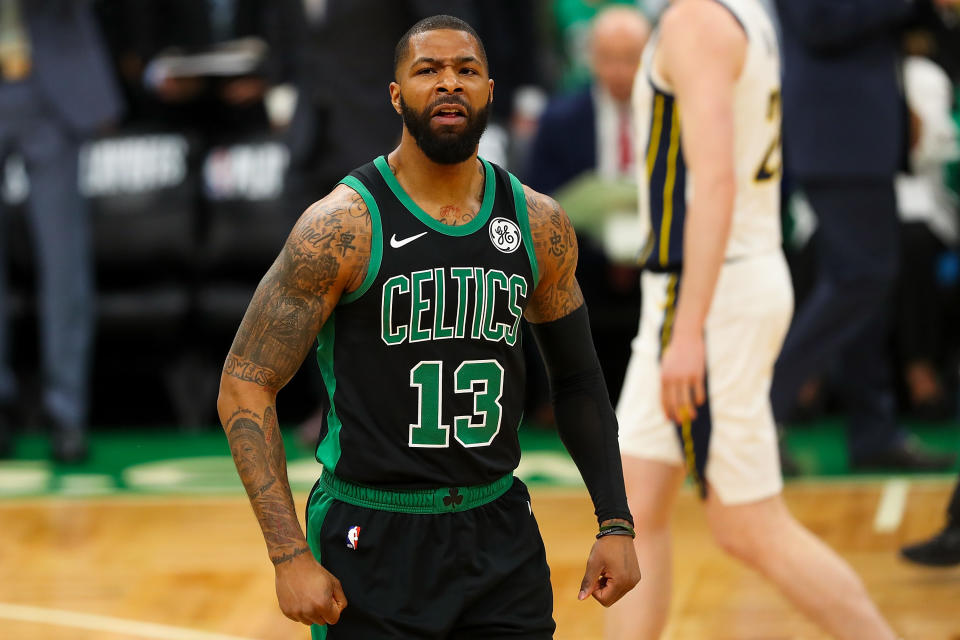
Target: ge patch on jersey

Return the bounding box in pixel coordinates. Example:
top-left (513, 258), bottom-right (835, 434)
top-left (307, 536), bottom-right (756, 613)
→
top-left (489, 217), bottom-right (521, 253)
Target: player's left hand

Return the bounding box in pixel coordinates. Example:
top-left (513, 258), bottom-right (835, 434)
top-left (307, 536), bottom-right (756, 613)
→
top-left (578, 531), bottom-right (641, 606)
top-left (660, 330), bottom-right (706, 423)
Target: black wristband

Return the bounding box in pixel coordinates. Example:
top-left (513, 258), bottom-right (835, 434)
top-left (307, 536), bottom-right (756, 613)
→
top-left (599, 522), bottom-right (636, 533)
top-left (596, 526), bottom-right (635, 540)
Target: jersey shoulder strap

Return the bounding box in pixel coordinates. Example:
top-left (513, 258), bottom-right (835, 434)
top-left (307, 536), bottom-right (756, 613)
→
top-left (492, 163), bottom-right (540, 288)
top-left (336, 160), bottom-right (384, 304)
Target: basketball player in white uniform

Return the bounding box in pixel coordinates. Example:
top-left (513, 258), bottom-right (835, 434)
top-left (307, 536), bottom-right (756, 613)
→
top-left (605, 1), bottom-right (898, 638)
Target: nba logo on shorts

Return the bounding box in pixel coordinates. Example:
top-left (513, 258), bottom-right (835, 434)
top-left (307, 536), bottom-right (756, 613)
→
top-left (346, 526), bottom-right (361, 550)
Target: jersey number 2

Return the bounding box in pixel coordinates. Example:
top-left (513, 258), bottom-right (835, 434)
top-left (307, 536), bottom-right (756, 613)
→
top-left (409, 360), bottom-right (504, 448)
top-left (754, 89), bottom-right (782, 182)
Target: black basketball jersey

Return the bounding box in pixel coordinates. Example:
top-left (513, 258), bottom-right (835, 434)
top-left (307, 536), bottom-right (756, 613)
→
top-left (313, 156), bottom-right (539, 488)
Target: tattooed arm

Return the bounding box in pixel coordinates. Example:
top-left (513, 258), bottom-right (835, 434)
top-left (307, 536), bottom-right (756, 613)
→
top-left (523, 186), bottom-right (641, 607)
top-left (217, 183), bottom-right (370, 627)
top-left (523, 186), bottom-right (583, 323)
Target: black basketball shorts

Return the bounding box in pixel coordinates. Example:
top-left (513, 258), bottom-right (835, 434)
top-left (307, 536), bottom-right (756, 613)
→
top-left (305, 471), bottom-right (555, 639)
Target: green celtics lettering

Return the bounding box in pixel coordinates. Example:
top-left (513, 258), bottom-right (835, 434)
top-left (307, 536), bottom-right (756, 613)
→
top-left (381, 267), bottom-right (527, 346)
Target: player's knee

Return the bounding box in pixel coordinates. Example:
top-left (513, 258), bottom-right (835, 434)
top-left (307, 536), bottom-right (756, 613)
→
top-left (707, 509), bottom-right (769, 565)
top-left (710, 522), bottom-right (755, 562)
top-left (708, 496), bottom-right (789, 565)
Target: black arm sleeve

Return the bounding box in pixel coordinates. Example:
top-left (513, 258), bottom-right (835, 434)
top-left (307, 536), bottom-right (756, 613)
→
top-left (529, 305), bottom-right (633, 526)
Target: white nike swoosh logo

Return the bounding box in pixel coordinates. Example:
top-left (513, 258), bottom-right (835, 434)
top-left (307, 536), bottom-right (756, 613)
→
top-left (390, 232), bottom-right (428, 248)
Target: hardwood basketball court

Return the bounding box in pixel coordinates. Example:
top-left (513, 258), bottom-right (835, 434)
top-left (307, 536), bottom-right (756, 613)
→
top-left (0, 478), bottom-right (956, 639)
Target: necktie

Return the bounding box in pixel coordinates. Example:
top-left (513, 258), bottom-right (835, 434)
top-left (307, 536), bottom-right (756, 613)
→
top-left (618, 109), bottom-right (632, 175)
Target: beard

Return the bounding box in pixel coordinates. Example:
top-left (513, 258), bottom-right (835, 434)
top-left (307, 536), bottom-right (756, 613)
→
top-left (399, 94), bottom-right (490, 165)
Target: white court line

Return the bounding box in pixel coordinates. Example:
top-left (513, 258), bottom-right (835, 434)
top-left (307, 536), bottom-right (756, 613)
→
top-left (0, 602), bottom-right (259, 640)
top-left (873, 479), bottom-right (910, 533)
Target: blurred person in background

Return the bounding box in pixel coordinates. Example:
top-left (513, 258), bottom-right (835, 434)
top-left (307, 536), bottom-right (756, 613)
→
top-left (527, 6), bottom-right (649, 197)
top-left (549, 0), bottom-right (647, 93)
top-left (0, 0), bottom-right (123, 461)
top-left (894, 53), bottom-right (960, 419)
top-left (902, 476), bottom-right (960, 565)
top-left (899, 3), bottom-right (960, 567)
top-left (525, 6), bottom-right (650, 411)
top-left (92, 0), bottom-right (157, 125)
top-left (773, 0), bottom-right (956, 472)
top-left (606, 0), bottom-right (897, 637)
top-left (109, 0), bottom-right (306, 137)
top-left (916, 0), bottom-right (960, 82)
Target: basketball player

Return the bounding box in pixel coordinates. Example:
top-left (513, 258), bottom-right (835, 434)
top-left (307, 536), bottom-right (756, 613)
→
top-left (218, 15), bottom-right (641, 638)
top-left (605, 1), bottom-right (897, 638)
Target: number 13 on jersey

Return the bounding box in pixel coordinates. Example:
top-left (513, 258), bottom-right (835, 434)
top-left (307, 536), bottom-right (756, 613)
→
top-left (409, 359), bottom-right (504, 448)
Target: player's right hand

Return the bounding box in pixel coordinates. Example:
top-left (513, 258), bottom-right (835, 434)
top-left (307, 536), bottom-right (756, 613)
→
top-left (578, 532), bottom-right (642, 607)
top-left (660, 330), bottom-right (706, 423)
top-left (274, 551), bottom-right (347, 626)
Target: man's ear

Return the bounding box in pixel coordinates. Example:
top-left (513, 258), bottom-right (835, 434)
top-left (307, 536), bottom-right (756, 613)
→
top-left (389, 82), bottom-right (402, 115)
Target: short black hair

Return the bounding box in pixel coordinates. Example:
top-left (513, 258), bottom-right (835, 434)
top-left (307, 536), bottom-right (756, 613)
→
top-left (393, 14), bottom-right (488, 78)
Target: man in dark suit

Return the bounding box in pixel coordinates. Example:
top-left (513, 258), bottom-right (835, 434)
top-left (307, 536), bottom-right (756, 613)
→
top-left (773, 0), bottom-right (954, 471)
top-left (524, 88), bottom-right (596, 196)
top-left (0, 0), bottom-right (123, 461)
top-left (525, 6), bottom-right (649, 195)
top-left (524, 6), bottom-right (649, 410)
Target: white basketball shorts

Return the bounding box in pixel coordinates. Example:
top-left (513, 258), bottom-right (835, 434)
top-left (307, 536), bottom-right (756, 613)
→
top-left (617, 250), bottom-right (794, 504)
